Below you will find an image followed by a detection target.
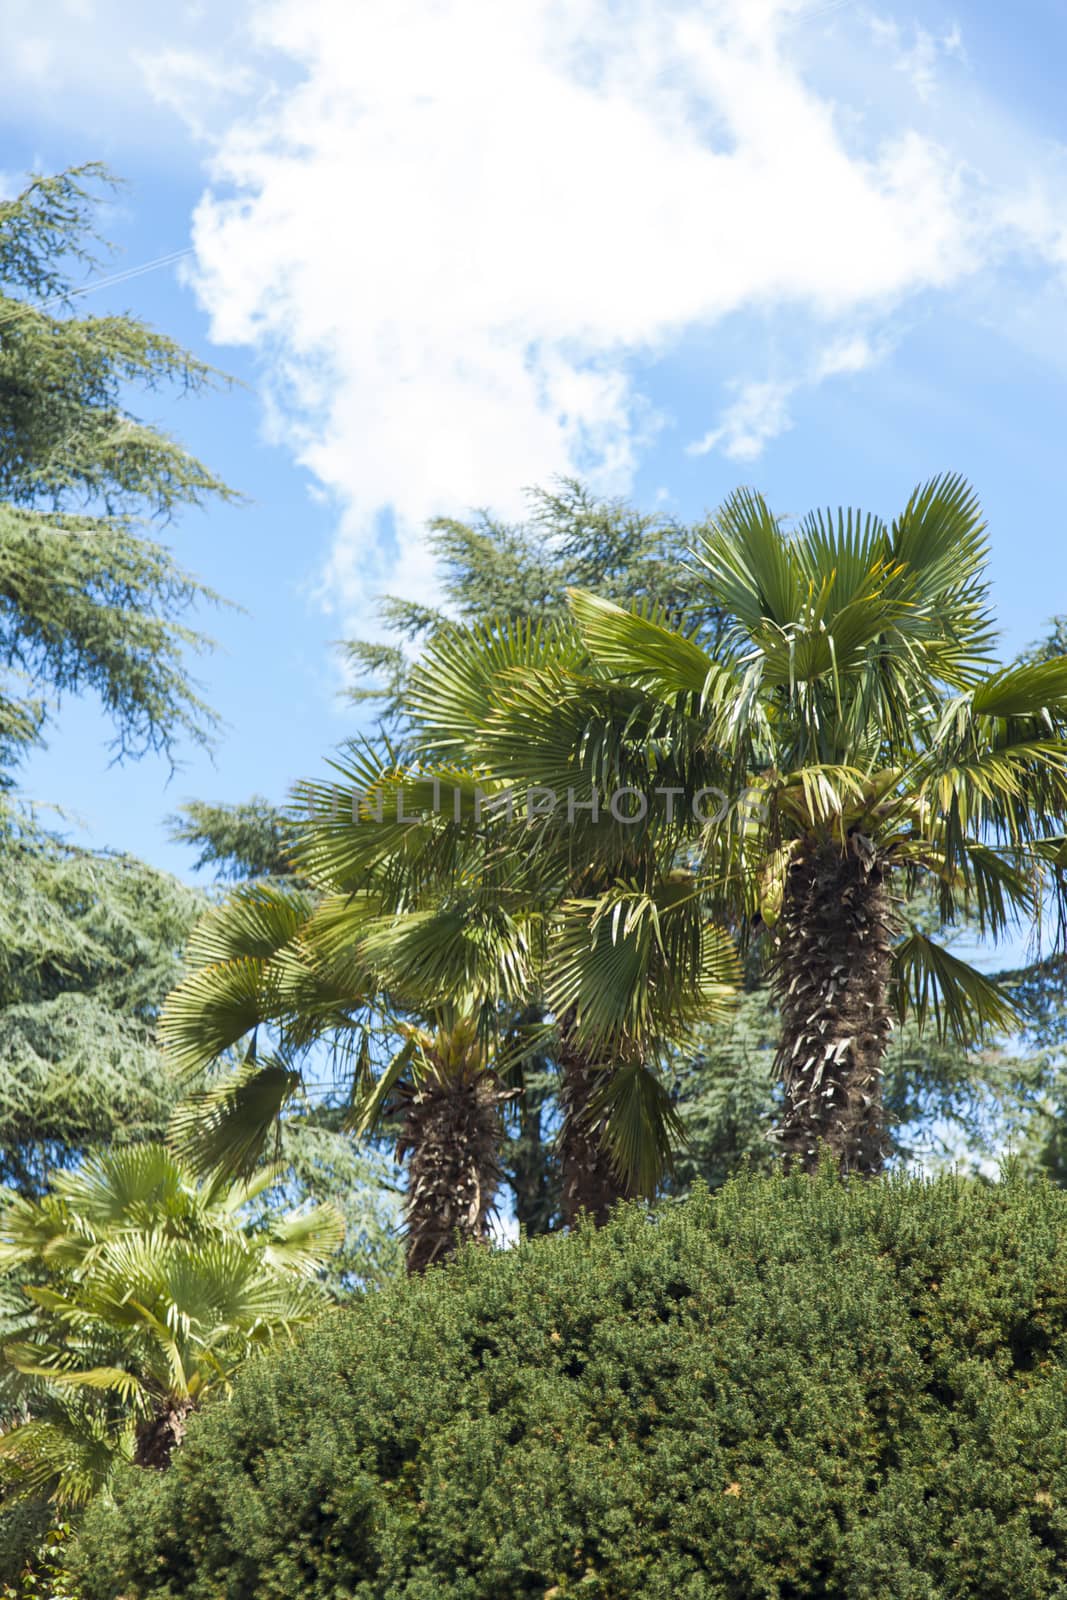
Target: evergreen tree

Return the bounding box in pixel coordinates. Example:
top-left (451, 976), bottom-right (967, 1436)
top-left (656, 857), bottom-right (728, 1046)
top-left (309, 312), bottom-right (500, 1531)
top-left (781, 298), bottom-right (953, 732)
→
top-left (0, 164), bottom-right (235, 1194)
top-left (167, 798), bottom-right (294, 882)
top-left (343, 479), bottom-right (728, 730)
top-left (0, 165), bottom-right (233, 772)
top-left (0, 803), bottom-right (202, 1193)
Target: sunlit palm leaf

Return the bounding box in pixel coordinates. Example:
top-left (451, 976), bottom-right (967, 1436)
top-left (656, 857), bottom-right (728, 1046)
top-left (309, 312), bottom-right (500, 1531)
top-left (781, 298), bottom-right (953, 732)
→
top-left (694, 487), bottom-right (802, 635)
top-left (547, 883), bottom-right (739, 1051)
top-left (161, 957), bottom-right (270, 1075)
top-left (567, 588), bottom-right (734, 708)
top-left (260, 1204), bottom-right (346, 1278)
top-left (185, 883), bottom-right (315, 968)
top-left (893, 932), bottom-right (1023, 1043)
top-left (408, 616), bottom-right (584, 755)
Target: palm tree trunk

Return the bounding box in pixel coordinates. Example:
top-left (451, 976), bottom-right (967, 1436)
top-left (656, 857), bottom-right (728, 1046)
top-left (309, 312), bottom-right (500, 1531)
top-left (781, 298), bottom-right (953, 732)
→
top-left (558, 1033), bottom-right (633, 1227)
top-left (397, 1069), bottom-right (511, 1273)
top-left (134, 1398), bottom-right (195, 1470)
top-left (773, 833), bottom-right (895, 1174)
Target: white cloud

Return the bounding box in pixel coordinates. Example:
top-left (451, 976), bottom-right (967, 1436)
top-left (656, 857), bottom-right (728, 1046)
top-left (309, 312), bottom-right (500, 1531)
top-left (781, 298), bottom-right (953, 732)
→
top-left (0, 0), bottom-right (1040, 617)
top-left (135, 48), bottom-right (260, 141)
top-left (687, 333), bottom-right (884, 461)
top-left (3, 0), bottom-right (1058, 627)
top-left (815, 334), bottom-right (880, 379)
top-left (688, 380), bottom-right (798, 462)
top-left (0, 1), bottom-right (267, 156)
top-left (181, 0), bottom-right (993, 617)
top-left (869, 15), bottom-right (964, 103)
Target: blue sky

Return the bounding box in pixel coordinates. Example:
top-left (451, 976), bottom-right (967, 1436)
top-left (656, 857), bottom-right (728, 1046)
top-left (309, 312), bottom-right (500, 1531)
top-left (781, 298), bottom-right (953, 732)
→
top-left (3, 0), bottom-right (1066, 898)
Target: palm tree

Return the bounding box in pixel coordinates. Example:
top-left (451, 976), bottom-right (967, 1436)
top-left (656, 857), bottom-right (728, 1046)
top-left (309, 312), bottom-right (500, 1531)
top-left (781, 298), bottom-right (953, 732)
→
top-left (484, 476), bottom-right (1067, 1172)
top-left (0, 1143), bottom-right (341, 1503)
top-left (293, 639), bottom-right (741, 1226)
top-left (291, 715), bottom-right (739, 1227)
top-left (160, 842), bottom-right (543, 1271)
top-left (164, 715), bottom-right (739, 1247)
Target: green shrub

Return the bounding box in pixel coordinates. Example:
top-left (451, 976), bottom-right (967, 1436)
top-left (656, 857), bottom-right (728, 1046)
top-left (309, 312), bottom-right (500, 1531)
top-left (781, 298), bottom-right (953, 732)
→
top-left (0, 1502), bottom-right (53, 1589)
top-left (1, 1519), bottom-right (83, 1598)
top-left (73, 1168), bottom-right (1067, 1598)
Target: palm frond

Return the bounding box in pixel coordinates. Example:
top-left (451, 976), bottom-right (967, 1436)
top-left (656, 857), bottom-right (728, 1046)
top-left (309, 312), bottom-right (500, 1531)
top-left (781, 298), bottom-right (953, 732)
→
top-left (160, 957), bottom-right (270, 1076)
top-left (547, 883), bottom-right (739, 1052)
top-left (260, 1204), bottom-right (346, 1278)
top-left (694, 486), bottom-right (801, 635)
top-left (351, 1036), bottom-right (416, 1137)
top-left (892, 932), bottom-right (1023, 1044)
top-left (887, 473), bottom-right (996, 675)
top-left (184, 883), bottom-right (315, 969)
top-left (567, 588), bottom-right (735, 709)
top-left (793, 504), bottom-right (889, 600)
top-left (168, 1059), bottom-right (301, 1184)
top-left (407, 615), bottom-right (584, 755)
top-left (588, 1059), bottom-right (689, 1196)
top-left (971, 656), bottom-right (1067, 718)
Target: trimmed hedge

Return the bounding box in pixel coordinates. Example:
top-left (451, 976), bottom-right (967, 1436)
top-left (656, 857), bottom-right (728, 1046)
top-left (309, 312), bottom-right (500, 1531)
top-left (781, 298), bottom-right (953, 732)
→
top-left (74, 1169), bottom-right (1067, 1598)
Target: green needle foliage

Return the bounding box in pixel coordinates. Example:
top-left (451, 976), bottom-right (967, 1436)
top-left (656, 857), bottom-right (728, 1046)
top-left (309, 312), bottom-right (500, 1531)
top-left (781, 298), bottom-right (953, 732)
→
top-left (669, 988), bottom-right (1046, 1191)
top-left (166, 798), bottom-right (295, 883)
top-left (0, 165), bottom-right (234, 772)
top-left (665, 988), bottom-right (781, 1191)
top-left (72, 1168), bottom-right (1067, 1599)
top-left (0, 803), bottom-right (203, 1193)
top-left (0, 162), bottom-right (239, 1197)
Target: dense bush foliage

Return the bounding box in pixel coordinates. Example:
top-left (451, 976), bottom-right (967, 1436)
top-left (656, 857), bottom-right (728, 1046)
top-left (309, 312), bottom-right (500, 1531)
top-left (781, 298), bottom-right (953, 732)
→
top-left (0, 1519), bottom-right (81, 1598)
top-left (75, 1169), bottom-right (1067, 1599)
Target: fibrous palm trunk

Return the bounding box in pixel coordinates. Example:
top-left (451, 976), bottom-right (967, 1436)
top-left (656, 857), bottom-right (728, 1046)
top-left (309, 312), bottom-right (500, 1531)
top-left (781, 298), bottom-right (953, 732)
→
top-left (134, 1398), bottom-right (195, 1469)
top-left (397, 1067), bottom-right (511, 1274)
top-left (558, 1034), bottom-right (633, 1227)
top-left (773, 832), bottom-right (895, 1174)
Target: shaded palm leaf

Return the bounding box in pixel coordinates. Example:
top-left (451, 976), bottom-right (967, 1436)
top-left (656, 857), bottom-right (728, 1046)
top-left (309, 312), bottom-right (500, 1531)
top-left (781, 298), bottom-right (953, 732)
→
top-left (168, 1059), bottom-right (301, 1184)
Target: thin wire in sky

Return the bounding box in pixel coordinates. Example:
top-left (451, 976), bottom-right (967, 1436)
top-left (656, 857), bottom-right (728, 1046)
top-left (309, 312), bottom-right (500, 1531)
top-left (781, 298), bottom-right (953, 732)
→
top-left (795, 0), bottom-right (856, 21)
top-left (0, 245), bottom-right (196, 329)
